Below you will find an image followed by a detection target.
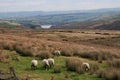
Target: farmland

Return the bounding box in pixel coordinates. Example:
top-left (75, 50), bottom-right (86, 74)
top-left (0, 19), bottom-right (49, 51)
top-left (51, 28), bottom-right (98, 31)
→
top-left (0, 28), bottom-right (120, 80)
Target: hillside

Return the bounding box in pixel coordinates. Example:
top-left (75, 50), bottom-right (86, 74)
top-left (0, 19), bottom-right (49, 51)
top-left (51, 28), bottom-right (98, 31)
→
top-left (0, 20), bottom-right (22, 28)
top-left (51, 20), bottom-right (120, 30)
top-left (0, 20), bottom-right (42, 29)
top-left (95, 21), bottom-right (120, 30)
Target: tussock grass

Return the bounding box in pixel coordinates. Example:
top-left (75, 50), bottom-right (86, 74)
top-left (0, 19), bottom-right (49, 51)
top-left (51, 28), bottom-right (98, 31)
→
top-left (53, 65), bottom-right (61, 73)
top-left (66, 58), bottom-right (82, 72)
top-left (97, 68), bottom-right (120, 80)
top-left (38, 51), bottom-right (52, 59)
top-left (73, 51), bottom-right (118, 61)
top-left (66, 57), bottom-right (100, 75)
top-left (107, 59), bottom-right (120, 68)
top-left (89, 63), bottom-right (99, 75)
top-left (0, 50), bottom-right (10, 63)
top-left (61, 49), bottom-right (73, 57)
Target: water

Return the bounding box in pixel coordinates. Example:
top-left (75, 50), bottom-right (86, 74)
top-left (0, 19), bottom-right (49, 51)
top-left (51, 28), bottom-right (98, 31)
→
top-left (41, 25), bottom-right (52, 29)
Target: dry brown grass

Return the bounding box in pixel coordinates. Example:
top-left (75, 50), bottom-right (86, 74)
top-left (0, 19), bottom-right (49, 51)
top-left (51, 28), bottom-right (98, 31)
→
top-left (97, 68), bottom-right (120, 80)
top-left (66, 57), bottom-right (83, 73)
top-left (73, 51), bottom-right (119, 61)
top-left (0, 29), bottom-right (120, 59)
top-left (38, 51), bottom-right (52, 59)
top-left (96, 58), bottom-right (120, 80)
top-left (89, 63), bottom-right (99, 75)
top-left (107, 59), bottom-right (120, 68)
top-left (0, 50), bottom-right (10, 63)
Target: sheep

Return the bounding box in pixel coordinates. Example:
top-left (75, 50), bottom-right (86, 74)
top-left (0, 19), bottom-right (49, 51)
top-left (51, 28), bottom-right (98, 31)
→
top-left (47, 58), bottom-right (55, 68)
top-left (54, 50), bottom-right (61, 56)
top-left (42, 59), bottom-right (49, 70)
top-left (31, 59), bottom-right (38, 70)
top-left (81, 62), bottom-right (90, 72)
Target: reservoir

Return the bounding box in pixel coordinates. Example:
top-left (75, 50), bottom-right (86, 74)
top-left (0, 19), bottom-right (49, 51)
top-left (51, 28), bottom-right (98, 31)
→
top-left (41, 25), bottom-right (52, 28)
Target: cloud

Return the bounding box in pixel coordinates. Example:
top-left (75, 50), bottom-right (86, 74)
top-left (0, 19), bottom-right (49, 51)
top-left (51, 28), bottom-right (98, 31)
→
top-left (0, 0), bottom-right (46, 6)
top-left (0, 0), bottom-right (120, 12)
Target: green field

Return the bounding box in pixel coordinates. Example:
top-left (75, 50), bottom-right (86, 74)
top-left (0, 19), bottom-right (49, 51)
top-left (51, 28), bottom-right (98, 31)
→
top-left (0, 50), bottom-right (105, 80)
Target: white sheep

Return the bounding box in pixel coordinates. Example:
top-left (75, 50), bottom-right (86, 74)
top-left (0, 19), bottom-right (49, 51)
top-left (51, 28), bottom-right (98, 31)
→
top-left (31, 59), bottom-right (38, 70)
top-left (54, 50), bottom-right (61, 56)
top-left (82, 62), bottom-right (90, 72)
top-left (42, 59), bottom-right (49, 70)
top-left (47, 58), bottom-right (55, 68)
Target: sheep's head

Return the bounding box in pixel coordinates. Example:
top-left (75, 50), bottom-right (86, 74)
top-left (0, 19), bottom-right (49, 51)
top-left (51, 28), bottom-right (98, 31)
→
top-left (81, 64), bottom-right (90, 72)
top-left (85, 67), bottom-right (90, 72)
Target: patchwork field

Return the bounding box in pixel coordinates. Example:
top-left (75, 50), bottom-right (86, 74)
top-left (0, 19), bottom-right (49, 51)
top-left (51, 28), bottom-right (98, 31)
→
top-left (0, 28), bottom-right (120, 80)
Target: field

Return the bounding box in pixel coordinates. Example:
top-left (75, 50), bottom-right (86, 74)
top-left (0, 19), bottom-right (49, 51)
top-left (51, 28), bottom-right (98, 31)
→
top-left (0, 28), bottom-right (120, 80)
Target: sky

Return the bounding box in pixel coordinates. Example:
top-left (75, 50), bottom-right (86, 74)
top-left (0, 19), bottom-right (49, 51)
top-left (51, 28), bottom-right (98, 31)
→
top-left (0, 0), bottom-right (120, 12)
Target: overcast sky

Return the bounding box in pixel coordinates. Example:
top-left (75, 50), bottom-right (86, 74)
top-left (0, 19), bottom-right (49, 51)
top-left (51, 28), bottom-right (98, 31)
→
top-left (0, 0), bottom-right (120, 12)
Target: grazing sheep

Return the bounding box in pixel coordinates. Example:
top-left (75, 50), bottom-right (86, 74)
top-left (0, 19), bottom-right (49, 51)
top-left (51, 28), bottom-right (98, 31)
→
top-left (48, 58), bottom-right (55, 68)
top-left (31, 59), bottom-right (38, 70)
top-left (42, 59), bottom-right (49, 70)
top-left (54, 50), bottom-right (61, 56)
top-left (82, 62), bottom-right (90, 72)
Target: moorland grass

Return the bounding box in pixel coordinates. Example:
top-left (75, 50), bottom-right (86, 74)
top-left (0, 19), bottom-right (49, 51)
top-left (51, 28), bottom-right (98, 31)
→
top-left (0, 29), bottom-right (119, 80)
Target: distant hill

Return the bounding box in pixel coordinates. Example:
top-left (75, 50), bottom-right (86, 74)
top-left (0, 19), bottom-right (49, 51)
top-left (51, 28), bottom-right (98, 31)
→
top-left (0, 8), bottom-right (120, 18)
top-left (0, 8), bottom-right (120, 30)
top-left (0, 11), bottom-right (45, 19)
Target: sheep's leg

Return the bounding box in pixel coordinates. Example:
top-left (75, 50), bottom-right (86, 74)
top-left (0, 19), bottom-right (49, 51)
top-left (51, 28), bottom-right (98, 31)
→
top-left (49, 65), bottom-right (51, 68)
top-left (44, 65), bottom-right (46, 70)
top-left (34, 66), bottom-right (36, 70)
top-left (33, 65), bottom-right (36, 70)
top-left (43, 65), bottom-right (45, 70)
top-left (52, 63), bottom-right (54, 68)
top-left (46, 67), bottom-right (48, 70)
top-left (47, 65), bottom-right (49, 70)
top-left (34, 66), bottom-right (35, 70)
top-left (31, 65), bottom-right (33, 70)
top-left (36, 66), bottom-right (37, 70)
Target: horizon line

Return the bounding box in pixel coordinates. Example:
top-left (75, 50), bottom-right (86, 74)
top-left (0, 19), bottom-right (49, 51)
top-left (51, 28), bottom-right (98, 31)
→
top-left (0, 7), bottom-right (120, 13)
